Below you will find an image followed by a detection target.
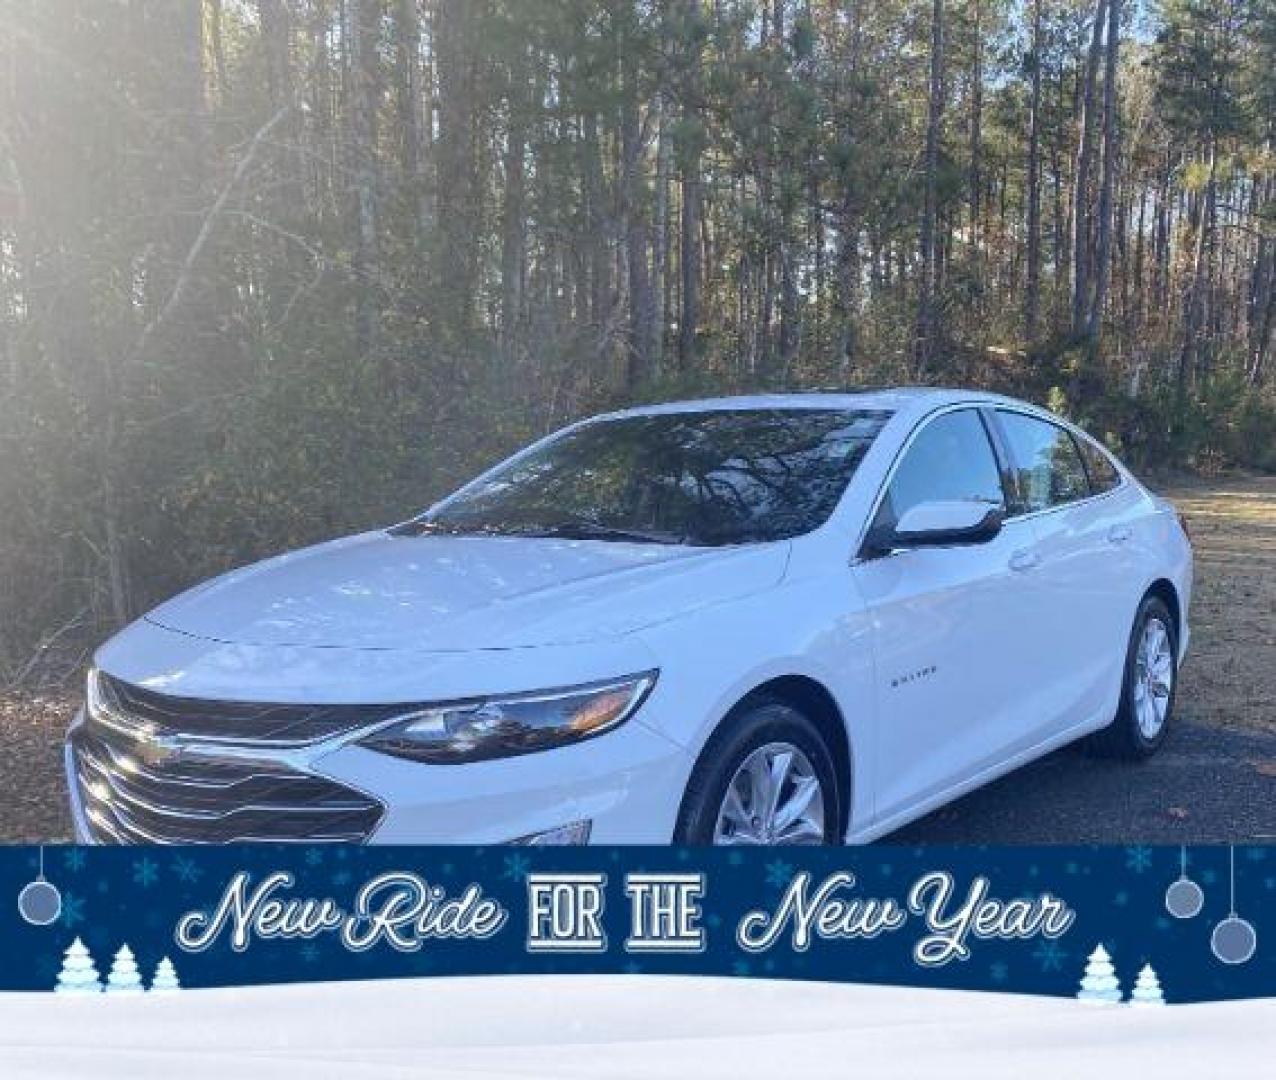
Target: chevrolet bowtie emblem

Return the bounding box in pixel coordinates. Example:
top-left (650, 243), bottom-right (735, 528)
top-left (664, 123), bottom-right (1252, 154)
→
top-left (136, 736), bottom-right (182, 768)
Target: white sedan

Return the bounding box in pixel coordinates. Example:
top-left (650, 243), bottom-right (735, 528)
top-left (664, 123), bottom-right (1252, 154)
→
top-left (67, 389), bottom-right (1192, 845)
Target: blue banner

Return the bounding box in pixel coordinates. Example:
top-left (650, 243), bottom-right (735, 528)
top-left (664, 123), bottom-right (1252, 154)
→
top-left (3, 845), bottom-right (1270, 1002)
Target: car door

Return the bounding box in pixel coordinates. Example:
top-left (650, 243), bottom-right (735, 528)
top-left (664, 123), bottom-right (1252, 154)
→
top-left (992, 409), bottom-right (1144, 732)
top-left (851, 406), bottom-right (1047, 824)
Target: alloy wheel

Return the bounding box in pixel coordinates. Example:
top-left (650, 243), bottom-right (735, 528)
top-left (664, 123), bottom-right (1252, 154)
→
top-left (712, 741), bottom-right (826, 846)
top-left (1133, 616), bottom-right (1174, 739)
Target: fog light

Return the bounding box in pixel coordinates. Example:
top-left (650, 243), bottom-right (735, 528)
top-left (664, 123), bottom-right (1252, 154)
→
top-left (510, 820), bottom-right (592, 846)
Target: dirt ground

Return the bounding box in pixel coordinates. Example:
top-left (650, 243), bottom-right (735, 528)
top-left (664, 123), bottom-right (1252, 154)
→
top-left (1164, 477), bottom-right (1276, 735)
top-left (1, 475), bottom-right (1273, 844)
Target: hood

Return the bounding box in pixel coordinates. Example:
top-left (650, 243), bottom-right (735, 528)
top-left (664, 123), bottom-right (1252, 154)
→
top-left (144, 531), bottom-right (790, 652)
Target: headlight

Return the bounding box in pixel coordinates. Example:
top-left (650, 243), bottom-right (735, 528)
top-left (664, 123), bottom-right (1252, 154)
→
top-left (358, 672), bottom-right (657, 764)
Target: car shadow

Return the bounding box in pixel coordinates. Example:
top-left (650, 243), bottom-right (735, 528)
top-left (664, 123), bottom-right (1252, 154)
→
top-left (880, 720), bottom-right (1276, 844)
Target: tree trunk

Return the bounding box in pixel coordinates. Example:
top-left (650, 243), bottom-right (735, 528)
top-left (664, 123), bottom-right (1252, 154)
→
top-left (349, 0), bottom-right (380, 352)
top-left (1085, 0), bottom-right (1120, 347)
top-left (1179, 143), bottom-right (1218, 395)
top-left (914, 0), bottom-right (944, 374)
top-left (434, 0), bottom-right (477, 330)
top-left (678, 1), bottom-right (703, 370)
top-left (652, 92), bottom-right (671, 376)
top-left (621, 40), bottom-right (654, 390)
top-left (1071, 0), bottom-right (1105, 336)
top-left (394, 0), bottom-right (426, 242)
top-left (1025, 0), bottom-right (1043, 342)
top-left (968, 0), bottom-right (983, 295)
top-left (499, 61), bottom-right (526, 365)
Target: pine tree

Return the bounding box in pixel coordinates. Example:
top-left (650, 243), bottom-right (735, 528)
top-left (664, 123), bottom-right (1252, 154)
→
top-left (54, 937), bottom-right (102, 995)
top-left (1077, 943), bottom-right (1122, 1003)
top-left (150, 957), bottom-right (181, 994)
top-left (105, 944), bottom-right (144, 995)
top-left (1129, 963), bottom-right (1166, 1005)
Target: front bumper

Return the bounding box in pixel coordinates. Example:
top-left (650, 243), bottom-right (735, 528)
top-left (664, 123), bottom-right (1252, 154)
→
top-left (65, 702), bottom-right (692, 845)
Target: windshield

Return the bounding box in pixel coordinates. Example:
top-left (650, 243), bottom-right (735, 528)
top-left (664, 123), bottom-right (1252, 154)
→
top-left (416, 408), bottom-right (892, 546)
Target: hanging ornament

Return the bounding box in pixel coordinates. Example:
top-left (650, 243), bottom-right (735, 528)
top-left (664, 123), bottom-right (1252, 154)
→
top-left (1164, 845), bottom-right (1204, 919)
top-left (1210, 846), bottom-right (1257, 966)
top-left (17, 847), bottom-right (63, 927)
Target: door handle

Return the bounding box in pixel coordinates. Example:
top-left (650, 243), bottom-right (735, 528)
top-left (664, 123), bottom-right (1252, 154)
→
top-left (1009, 549), bottom-right (1041, 573)
top-left (1108, 525), bottom-right (1133, 545)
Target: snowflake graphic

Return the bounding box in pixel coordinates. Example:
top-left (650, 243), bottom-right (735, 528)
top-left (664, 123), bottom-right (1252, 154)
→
top-left (1113, 890), bottom-right (1129, 907)
top-left (62, 849), bottom-right (87, 873)
top-left (502, 853), bottom-right (531, 881)
top-left (731, 959), bottom-right (751, 977)
top-left (171, 855), bottom-right (203, 884)
top-left (332, 870), bottom-right (352, 887)
top-left (1031, 940), bottom-right (1067, 972)
top-left (132, 856), bottom-right (160, 888)
top-left (305, 848), bottom-right (325, 867)
top-left (1125, 846), bottom-right (1154, 873)
top-left (301, 944), bottom-right (321, 964)
top-left (764, 858), bottom-right (795, 890)
top-left (990, 961), bottom-right (1009, 983)
top-left (60, 892), bottom-right (87, 929)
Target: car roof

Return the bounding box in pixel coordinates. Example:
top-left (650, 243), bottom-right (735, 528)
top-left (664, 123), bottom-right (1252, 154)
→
top-left (599, 387), bottom-right (1029, 421)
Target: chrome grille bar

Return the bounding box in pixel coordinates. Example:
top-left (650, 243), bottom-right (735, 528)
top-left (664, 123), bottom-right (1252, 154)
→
top-left (99, 672), bottom-right (406, 747)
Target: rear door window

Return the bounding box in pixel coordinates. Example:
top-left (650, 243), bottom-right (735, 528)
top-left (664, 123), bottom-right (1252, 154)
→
top-left (996, 411), bottom-right (1091, 513)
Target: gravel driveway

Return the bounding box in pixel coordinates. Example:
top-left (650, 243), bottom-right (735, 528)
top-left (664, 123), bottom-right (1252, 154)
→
top-left (2, 476), bottom-right (1273, 844)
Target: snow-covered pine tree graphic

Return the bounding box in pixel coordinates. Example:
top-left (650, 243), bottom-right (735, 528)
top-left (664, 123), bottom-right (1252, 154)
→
top-left (1077, 944), bottom-right (1122, 1003)
top-left (54, 937), bottom-right (102, 995)
top-left (150, 957), bottom-right (181, 993)
top-left (1129, 964), bottom-right (1166, 1006)
top-left (105, 944), bottom-right (145, 994)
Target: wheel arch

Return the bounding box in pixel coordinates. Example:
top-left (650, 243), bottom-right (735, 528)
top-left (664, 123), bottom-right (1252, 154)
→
top-left (695, 673), bottom-right (854, 840)
top-left (1145, 577), bottom-right (1182, 646)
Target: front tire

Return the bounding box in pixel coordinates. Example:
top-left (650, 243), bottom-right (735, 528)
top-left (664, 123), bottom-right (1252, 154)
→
top-left (675, 698), bottom-right (841, 845)
top-left (1088, 594), bottom-right (1177, 760)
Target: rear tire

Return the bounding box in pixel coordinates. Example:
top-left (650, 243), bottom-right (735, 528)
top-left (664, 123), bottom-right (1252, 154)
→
top-left (1087, 594), bottom-right (1177, 760)
top-left (675, 698), bottom-right (842, 845)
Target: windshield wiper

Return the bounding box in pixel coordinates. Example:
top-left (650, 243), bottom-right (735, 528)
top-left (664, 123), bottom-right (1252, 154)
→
top-left (389, 519), bottom-right (513, 538)
top-left (522, 520), bottom-right (692, 546)
top-left (391, 517), bottom-right (689, 545)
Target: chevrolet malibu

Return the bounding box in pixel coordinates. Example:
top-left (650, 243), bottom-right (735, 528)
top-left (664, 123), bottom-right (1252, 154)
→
top-left (67, 389), bottom-right (1192, 846)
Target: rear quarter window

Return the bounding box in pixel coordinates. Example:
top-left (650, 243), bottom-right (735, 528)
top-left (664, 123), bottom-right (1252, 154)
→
top-left (1076, 437), bottom-right (1122, 494)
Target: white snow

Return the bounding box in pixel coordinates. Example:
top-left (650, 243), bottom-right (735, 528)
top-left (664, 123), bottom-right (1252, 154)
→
top-left (0, 975), bottom-right (1270, 1078)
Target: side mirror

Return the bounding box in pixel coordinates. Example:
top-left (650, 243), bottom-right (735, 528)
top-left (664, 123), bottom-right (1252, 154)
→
top-left (867, 500), bottom-right (1004, 556)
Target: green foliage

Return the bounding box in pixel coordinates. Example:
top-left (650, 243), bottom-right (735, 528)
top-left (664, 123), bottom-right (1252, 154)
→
top-left (0, 0), bottom-right (1273, 682)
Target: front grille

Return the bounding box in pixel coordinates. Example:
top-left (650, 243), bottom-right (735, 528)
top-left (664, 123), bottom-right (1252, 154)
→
top-left (100, 672), bottom-right (404, 746)
top-left (71, 683), bottom-right (386, 844)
